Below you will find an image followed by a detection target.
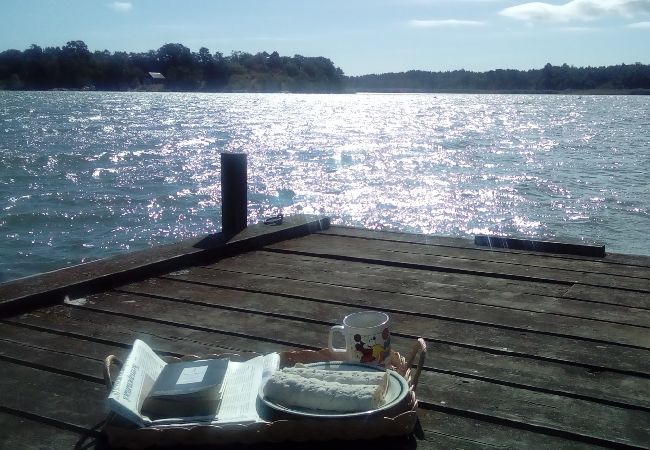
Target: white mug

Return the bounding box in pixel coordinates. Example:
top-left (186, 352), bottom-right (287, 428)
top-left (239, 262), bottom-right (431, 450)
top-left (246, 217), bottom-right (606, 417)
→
top-left (328, 311), bottom-right (391, 365)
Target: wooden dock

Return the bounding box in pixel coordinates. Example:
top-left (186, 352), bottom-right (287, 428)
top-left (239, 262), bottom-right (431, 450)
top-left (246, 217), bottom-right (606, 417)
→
top-left (1, 215), bottom-right (649, 449)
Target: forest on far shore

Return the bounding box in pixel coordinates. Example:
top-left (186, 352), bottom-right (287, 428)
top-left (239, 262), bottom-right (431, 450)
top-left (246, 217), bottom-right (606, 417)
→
top-left (1, 41), bottom-right (649, 93)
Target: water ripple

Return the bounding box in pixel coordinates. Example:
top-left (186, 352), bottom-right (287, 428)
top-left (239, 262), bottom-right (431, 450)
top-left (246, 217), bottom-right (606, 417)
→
top-left (1, 91), bottom-right (649, 282)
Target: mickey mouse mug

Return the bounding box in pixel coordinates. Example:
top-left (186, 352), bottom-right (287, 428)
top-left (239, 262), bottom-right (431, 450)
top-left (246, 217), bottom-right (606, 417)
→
top-left (328, 311), bottom-right (391, 365)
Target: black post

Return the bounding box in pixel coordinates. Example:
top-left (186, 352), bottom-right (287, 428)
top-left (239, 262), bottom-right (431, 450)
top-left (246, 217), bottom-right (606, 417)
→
top-left (221, 153), bottom-right (247, 235)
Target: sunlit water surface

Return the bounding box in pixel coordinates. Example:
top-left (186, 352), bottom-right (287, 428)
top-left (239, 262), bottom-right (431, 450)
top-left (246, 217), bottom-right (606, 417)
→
top-left (1, 91), bottom-right (649, 282)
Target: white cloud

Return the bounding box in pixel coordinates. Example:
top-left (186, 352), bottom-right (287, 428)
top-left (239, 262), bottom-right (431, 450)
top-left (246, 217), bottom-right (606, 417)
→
top-left (627, 19), bottom-right (650, 26)
top-left (560, 25), bottom-right (601, 30)
top-left (408, 19), bottom-right (485, 27)
top-left (405, 0), bottom-right (502, 3)
top-left (500, 0), bottom-right (650, 22)
top-left (108, 2), bottom-right (133, 13)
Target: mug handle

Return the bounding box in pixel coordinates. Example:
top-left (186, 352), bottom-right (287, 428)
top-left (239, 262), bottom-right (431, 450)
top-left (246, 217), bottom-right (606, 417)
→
top-left (328, 325), bottom-right (347, 354)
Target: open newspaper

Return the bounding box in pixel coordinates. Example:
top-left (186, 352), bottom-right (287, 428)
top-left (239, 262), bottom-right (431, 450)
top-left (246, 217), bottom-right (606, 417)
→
top-left (108, 339), bottom-right (280, 427)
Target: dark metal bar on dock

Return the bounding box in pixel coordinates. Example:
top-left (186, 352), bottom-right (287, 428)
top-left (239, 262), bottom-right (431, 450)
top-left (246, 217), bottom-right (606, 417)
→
top-left (475, 235), bottom-right (606, 258)
top-left (220, 152), bottom-right (247, 236)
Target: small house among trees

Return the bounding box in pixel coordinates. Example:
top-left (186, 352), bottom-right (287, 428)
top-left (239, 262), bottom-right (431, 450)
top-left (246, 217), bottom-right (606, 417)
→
top-left (146, 72), bottom-right (165, 85)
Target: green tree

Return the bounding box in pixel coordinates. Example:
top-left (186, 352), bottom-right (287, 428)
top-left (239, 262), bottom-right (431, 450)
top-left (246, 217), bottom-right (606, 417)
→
top-left (59, 40), bottom-right (94, 88)
top-left (156, 43), bottom-right (200, 89)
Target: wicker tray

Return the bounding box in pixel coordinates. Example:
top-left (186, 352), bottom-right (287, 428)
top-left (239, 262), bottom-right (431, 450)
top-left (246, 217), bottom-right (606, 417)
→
top-left (102, 339), bottom-right (426, 448)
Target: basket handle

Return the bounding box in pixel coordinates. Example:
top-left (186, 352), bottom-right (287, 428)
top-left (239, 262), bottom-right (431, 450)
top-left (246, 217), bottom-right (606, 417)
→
top-left (405, 338), bottom-right (427, 391)
top-left (104, 355), bottom-right (123, 393)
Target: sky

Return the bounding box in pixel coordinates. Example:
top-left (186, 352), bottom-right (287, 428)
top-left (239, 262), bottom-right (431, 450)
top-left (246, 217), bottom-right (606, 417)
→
top-left (1, 0), bottom-right (649, 76)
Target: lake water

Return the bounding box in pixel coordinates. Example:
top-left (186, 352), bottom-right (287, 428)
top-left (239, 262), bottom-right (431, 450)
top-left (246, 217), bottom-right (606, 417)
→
top-left (1, 91), bottom-right (649, 282)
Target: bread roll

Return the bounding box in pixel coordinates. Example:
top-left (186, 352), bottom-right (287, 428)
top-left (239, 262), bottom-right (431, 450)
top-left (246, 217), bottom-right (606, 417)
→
top-left (263, 368), bottom-right (389, 413)
top-left (283, 365), bottom-right (386, 385)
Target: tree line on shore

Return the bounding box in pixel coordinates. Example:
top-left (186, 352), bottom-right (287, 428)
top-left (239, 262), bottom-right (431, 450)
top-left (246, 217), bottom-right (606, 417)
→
top-left (0, 41), bottom-right (344, 92)
top-left (348, 63), bottom-right (650, 93)
top-left (1, 40), bottom-right (649, 93)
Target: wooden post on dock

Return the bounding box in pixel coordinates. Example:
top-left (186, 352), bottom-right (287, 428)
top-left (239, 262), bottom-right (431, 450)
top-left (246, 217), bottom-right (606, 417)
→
top-left (221, 153), bottom-right (247, 235)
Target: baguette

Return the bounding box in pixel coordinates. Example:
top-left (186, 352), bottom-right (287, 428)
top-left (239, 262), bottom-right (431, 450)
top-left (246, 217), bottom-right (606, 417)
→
top-left (284, 364), bottom-right (387, 385)
top-left (263, 368), bottom-right (389, 413)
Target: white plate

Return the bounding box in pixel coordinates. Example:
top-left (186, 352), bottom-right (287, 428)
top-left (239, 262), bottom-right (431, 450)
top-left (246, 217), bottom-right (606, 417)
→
top-left (258, 362), bottom-right (409, 418)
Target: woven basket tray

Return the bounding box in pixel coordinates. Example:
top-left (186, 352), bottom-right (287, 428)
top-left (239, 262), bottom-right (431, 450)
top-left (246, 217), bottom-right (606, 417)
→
top-left (103, 339), bottom-right (426, 448)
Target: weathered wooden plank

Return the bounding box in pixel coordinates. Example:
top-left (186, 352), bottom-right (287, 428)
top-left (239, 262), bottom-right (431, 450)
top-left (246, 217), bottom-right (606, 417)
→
top-left (416, 410), bottom-right (608, 449)
top-left (564, 283), bottom-right (650, 310)
top-left (280, 249), bottom-right (650, 311)
top-left (204, 251), bottom-right (650, 324)
top-left (320, 228), bottom-right (650, 311)
top-left (219, 249), bottom-right (572, 298)
top-left (114, 280), bottom-right (650, 410)
top-left (11, 300), bottom-right (648, 448)
top-left (0, 214), bottom-right (330, 316)
top-left (0, 320), bottom-right (617, 449)
top-left (324, 227), bottom-right (648, 273)
top-left (4, 304), bottom-right (297, 357)
top-left (74, 286), bottom-right (650, 407)
top-left (267, 234), bottom-right (650, 292)
top-left (0, 381), bottom-right (606, 450)
top-left (422, 339), bottom-right (650, 411)
top-left (0, 360), bottom-right (107, 431)
top-left (62, 292), bottom-right (331, 349)
top-left (6, 306), bottom-right (646, 448)
top-left (0, 320), bottom-right (124, 362)
top-left (0, 411), bottom-right (86, 450)
top-left (415, 372), bottom-right (650, 449)
top-left (5, 301), bottom-right (644, 448)
top-left (0, 334), bottom-right (106, 382)
top-left (9, 294), bottom-right (650, 413)
top-left (309, 233), bottom-right (650, 288)
top-left (7, 296), bottom-right (648, 414)
top-left (101, 284), bottom-right (650, 376)
top-left (159, 268), bottom-right (650, 351)
top-left (0, 401), bottom-right (603, 450)
top-left (0, 323), bottom-right (631, 449)
top-left (321, 227), bottom-right (477, 247)
top-left (322, 226), bottom-right (650, 268)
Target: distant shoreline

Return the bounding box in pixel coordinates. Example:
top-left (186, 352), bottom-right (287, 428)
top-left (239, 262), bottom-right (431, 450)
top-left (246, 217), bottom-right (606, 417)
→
top-left (2, 43), bottom-right (649, 94)
top-left (347, 88), bottom-right (650, 95)
top-left (3, 87), bottom-right (649, 95)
